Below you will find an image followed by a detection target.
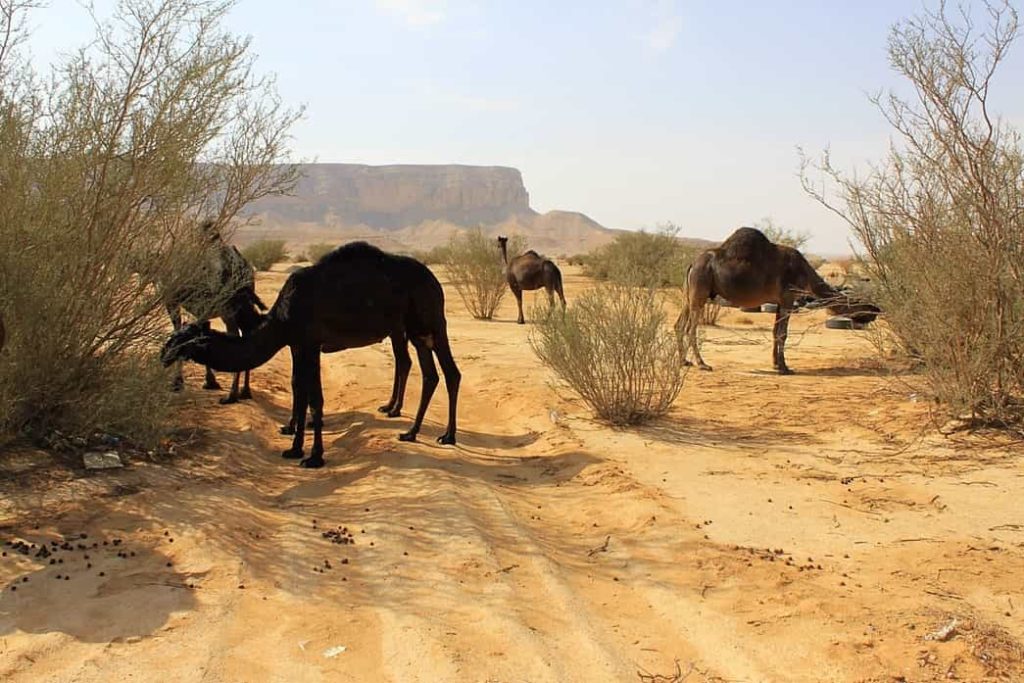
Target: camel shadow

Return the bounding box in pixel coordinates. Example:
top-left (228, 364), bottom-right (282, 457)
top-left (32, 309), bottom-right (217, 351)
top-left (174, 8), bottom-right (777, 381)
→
top-left (274, 448), bottom-right (599, 504)
top-left (782, 365), bottom-right (885, 378)
top-left (256, 401), bottom-right (541, 452)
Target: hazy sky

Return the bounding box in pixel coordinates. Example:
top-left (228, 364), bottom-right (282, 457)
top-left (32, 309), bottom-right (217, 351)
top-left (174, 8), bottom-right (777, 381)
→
top-left (26, 1), bottom-right (1024, 254)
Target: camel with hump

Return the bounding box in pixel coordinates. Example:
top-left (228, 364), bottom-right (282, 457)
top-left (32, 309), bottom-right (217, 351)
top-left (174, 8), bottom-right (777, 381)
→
top-left (675, 227), bottom-right (879, 374)
top-left (497, 236), bottom-right (566, 324)
top-left (161, 242), bottom-right (461, 469)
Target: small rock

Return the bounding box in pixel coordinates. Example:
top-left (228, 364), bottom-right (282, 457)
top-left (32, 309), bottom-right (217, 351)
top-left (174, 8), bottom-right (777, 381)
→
top-left (83, 452), bottom-right (124, 470)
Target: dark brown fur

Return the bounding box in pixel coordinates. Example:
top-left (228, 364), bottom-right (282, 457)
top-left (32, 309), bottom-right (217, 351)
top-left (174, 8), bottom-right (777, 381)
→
top-left (497, 236), bottom-right (566, 324)
top-left (161, 242), bottom-right (460, 469)
top-left (675, 227), bottom-right (879, 374)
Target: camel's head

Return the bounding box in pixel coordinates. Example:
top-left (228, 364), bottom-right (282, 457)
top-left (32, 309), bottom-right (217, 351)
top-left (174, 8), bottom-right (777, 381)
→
top-left (824, 291), bottom-right (881, 325)
top-left (496, 235), bottom-right (508, 247)
top-left (199, 219), bottom-right (222, 244)
top-left (161, 322), bottom-right (211, 366)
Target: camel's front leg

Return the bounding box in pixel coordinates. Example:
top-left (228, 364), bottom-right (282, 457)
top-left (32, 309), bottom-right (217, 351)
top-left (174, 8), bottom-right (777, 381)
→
top-left (773, 308), bottom-right (793, 375)
top-left (167, 304), bottom-right (186, 391)
top-left (220, 322), bottom-right (243, 404)
top-left (511, 284), bottom-right (525, 324)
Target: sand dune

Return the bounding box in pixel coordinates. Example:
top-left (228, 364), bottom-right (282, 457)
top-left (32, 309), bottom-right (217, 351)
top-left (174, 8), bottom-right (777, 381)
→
top-left (1, 267), bottom-right (1022, 682)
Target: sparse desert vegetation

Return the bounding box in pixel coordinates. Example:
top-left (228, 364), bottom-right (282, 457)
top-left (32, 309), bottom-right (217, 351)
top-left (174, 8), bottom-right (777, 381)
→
top-left (241, 239), bottom-right (290, 272)
top-left (530, 283), bottom-right (685, 425)
top-left (444, 229), bottom-right (525, 320)
top-left (1, 1), bottom-right (1024, 682)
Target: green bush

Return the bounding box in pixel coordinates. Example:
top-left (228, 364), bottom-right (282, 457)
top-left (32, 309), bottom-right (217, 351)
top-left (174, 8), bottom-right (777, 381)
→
top-left (444, 230), bottom-right (524, 319)
top-left (582, 226), bottom-right (696, 288)
top-left (803, 2), bottom-right (1024, 429)
top-left (0, 1), bottom-right (298, 444)
top-left (410, 244), bottom-right (452, 265)
top-left (530, 284), bottom-right (685, 425)
top-left (242, 240), bottom-right (289, 271)
top-left (304, 242), bottom-right (336, 263)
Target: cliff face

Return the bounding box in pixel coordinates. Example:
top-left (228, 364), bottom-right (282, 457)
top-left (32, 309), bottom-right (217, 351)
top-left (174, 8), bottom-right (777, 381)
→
top-left (249, 164), bottom-right (534, 229)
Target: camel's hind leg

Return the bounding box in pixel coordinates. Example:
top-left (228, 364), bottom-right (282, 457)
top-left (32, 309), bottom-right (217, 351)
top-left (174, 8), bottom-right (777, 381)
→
top-left (399, 339), bottom-right (439, 443)
top-left (676, 294), bottom-right (712, 371)
top-left (378, 333), bottom-right (412, 418)
top-left (432, 330), bottom-right (461, 445)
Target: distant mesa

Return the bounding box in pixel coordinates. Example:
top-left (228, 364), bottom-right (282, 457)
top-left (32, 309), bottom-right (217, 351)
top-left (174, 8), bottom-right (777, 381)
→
top-left (238, 163), bottom-right (616, 255)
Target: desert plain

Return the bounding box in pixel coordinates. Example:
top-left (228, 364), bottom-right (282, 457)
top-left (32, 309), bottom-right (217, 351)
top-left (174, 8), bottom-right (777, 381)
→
top-left (1, 265), bottom-right (1022, 682)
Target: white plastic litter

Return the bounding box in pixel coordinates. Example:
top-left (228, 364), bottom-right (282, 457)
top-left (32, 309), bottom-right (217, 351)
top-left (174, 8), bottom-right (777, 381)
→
top-left (323, 645), bottom-right (347, 658)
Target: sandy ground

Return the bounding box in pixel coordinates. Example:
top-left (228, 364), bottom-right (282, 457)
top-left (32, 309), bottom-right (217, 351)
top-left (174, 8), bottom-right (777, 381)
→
top-left (1, 266), bottom-right (1023, 682)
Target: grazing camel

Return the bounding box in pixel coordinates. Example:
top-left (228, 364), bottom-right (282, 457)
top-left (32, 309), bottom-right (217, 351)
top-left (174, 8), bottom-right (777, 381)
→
top-left (497, 236), bottom-right (566, 324)
top-left (676, 227), bottom-right (879, 374)
top-left (161, 242), bottom-right (461, 469)
top-left (158, 222), bottom-right (267, 403)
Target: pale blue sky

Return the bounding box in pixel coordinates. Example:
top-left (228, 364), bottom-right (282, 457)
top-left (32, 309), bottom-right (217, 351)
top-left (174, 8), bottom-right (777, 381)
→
top-left (25, 1), bottom-right (1024, 254)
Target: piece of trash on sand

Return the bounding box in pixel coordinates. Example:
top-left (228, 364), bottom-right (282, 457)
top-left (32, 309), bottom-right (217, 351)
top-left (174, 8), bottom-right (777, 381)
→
top-left (83, 452), bottom-right (124, 470)
top-left (323, 645), bottom-right (347, 658)
top-left (924, 618), bottom-right (959, 642)
top-left (298, 640), bottom-right (310, 651)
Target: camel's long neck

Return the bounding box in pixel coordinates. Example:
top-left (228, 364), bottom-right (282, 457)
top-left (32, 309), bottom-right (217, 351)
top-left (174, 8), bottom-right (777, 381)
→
top-left (499, 242), bottom-right (509, 267)
top-left (794, 255), bottom-right (839, 300)
top-left (192, 318), bottom-right (288, 372)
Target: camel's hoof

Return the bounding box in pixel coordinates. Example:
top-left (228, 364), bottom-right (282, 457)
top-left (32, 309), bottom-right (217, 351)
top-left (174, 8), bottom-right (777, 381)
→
top-left (219, 395), bottom-right (239, 405)
top-left (280, 424), bottom-right (296, 435)
top-left (386, 409), bottom-right (401, 418)
top-left (377, 404), bottom-right (393, 414)
top-left (437, 433), bottom-right (456, 446)
top-left (398, 431), bottom-right (417, 442)
top-left (282, 448), bottom-right (304, 459)
top-left (299, 456), bottom-right (324, 469)
top-left (777, 367), bottom-right (795, 376)
top-left (682, 360), bottom-right (693, 367)
top-left (203, 381), bottom-right (222, 391)
top-left (239, 390), bottom-right (253, 401)
top-left (517, 320), bottom-right (525, 325)
top-left (698, 364), bottom-right (713, 372)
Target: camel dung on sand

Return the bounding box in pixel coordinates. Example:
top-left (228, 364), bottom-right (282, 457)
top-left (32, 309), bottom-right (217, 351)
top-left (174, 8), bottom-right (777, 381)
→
top-left (497, 236), bottom-right (566, 324)
top-left (160, 242), bottom-right (461, 469)
top-left (675, 227), bottom-right (879, 374)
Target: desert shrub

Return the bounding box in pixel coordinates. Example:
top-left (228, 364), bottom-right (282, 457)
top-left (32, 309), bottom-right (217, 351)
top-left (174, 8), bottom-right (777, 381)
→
top-left (583, 226), bottom-right (695, 288)
top-left (803, 2), bottom-right (1024, 429)
top-left (444, 229), bottom-right (524, 319)
top-left (242, 240), bottom-right (288, 271)
top-left (565, 254), bottom-right (588, 267)
top-left (0, 0), bottom-right (299, 444)
top-left (753, 217), bottom-right (811, 251)
top-left (410, 244), bottom-right (452, 265)
top-left (304, 242), bottom-right (336, 263)
top-left (530, 284), bottom-right (685, 425)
